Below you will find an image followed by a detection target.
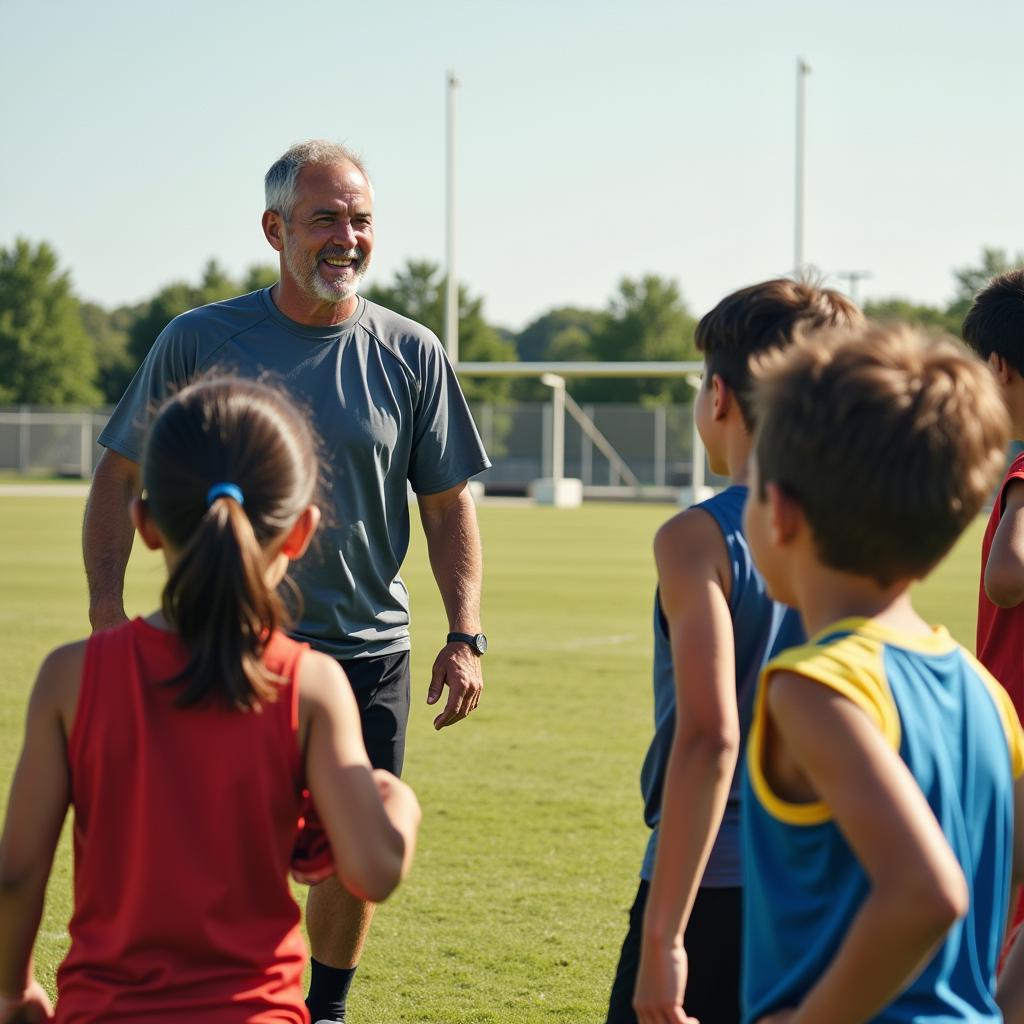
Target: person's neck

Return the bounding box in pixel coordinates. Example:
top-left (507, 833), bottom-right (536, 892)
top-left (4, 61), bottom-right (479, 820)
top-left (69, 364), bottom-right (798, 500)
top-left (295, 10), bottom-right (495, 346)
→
top-left (270, 281), bottom-right (358, 327)
top-left (793, 565), bottom-right (927, 639)
top-left (722, 429), bottom-right (753, 486)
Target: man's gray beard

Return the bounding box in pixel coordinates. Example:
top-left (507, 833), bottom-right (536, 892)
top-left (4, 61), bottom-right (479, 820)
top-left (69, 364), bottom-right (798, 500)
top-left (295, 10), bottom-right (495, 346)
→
top-left (284, 241), bottom-right (369, 305)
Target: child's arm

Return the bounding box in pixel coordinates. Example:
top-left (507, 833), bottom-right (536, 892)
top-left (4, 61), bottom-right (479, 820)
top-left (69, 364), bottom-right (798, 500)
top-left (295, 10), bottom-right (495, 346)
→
top-left (0, 646), bottom-right (78, 1021)
top-left (755, 672), bottom-right (968, 1024)
top-left (985, 480), bottom-right (1024, 608)
top-left (300, 652), bottom-right (421, 904)
top-left (996, 775), bottom-right (1024, 1022)
top-left (634, 510), bottom-right (739, 1024)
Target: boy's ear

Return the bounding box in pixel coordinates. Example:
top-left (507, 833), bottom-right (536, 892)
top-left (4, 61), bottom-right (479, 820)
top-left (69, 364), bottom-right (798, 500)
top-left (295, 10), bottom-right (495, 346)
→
top-left (281, 505), bottom-right (321, 560)
top-left (131, 497), bottom-right (164, 551)
top-left (988, 352), bottom-right (1017, 385)
top-left (765, 481), bottom-right (803, 546)
top-left (710, 373), bottom-right (732, 421)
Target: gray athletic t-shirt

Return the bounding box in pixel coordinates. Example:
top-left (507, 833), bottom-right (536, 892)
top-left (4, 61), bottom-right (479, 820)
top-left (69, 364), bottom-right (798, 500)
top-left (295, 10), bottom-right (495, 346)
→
top-left (99, 288), bottom-right (490, 659)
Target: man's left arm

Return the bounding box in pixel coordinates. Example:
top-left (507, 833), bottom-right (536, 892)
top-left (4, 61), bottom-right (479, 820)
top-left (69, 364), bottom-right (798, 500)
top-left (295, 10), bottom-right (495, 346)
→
top-left (417, 481), bottom-right (484, 730)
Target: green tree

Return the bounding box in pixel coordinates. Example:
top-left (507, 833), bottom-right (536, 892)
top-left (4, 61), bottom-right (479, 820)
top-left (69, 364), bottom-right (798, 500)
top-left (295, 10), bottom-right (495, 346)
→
top-left (574, 275), bottom-right (698, 404)
top-left (514, 307), bottom-right (604, 362)
top-left (128, 259), bottom-right (240, 364)
top-left (80, 301), bottom-right (145, 403)
top-left (866, 248), bottom-right (1024, 340)
top-left (862, 298), bottom-right (960, 338)
top-left (243, 264), bottom-right (278, 292)
top-left (0, 239), bottom-right (101, 405)
top-left (946, 246), bottom-right (1024, 322)
top-left (365, 260), bottom-right (516, 400)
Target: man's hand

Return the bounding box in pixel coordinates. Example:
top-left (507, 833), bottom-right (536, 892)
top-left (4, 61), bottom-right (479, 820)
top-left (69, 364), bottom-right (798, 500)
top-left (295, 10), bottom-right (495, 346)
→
top-left (634, 939), bottom-right (697, 1024)
top-left (426, 641), bottom-right (482, 730)
top-left (416, 482), bottom-right (484, 730)
top-left (0, 980), bottom-right (54, 1023)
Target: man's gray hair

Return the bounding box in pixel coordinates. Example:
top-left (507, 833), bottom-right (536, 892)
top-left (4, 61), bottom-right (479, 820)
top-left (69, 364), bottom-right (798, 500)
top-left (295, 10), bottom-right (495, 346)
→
top-left (264, 140), bottom-right (369, 220)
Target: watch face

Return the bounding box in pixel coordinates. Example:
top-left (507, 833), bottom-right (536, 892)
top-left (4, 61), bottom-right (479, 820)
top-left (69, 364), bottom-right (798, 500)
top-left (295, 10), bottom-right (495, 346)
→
top-left (473, 633), bottom-right (488, 655)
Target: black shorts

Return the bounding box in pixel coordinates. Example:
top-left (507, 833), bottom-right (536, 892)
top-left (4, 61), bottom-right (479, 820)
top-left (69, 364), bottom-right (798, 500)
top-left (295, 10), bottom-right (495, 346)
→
top-left (606, 880), bottom-right (742, 1024)
top-left (339, 650), bottom-right (411, 777)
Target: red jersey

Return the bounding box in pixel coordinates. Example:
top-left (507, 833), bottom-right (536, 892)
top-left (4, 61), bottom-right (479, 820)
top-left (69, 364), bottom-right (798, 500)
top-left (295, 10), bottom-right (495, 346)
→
top-left (56, 619), bottom-right (311, 1024)
top-left (978, 452), bottom-right (1024, 716)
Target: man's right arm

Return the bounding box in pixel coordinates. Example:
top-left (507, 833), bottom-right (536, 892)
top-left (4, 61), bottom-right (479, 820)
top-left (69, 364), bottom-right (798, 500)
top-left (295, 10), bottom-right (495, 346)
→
top-left (83, 448), bottom-right (140, 632)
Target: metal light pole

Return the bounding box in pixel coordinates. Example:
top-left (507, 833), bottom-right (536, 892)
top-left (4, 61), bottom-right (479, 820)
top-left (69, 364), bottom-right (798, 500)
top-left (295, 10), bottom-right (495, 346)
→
top-left (444, 71), bottom-right (459, 364)
top-left (794, 58), bottom-right (811, 275)
top-left (836, 270), bottom-right (872, 307)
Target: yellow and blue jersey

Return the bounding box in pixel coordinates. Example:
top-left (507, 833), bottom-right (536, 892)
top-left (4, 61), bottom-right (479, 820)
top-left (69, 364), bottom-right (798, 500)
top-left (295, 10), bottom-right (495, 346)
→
top-left (742, 617), bottom-right (1024, 1023)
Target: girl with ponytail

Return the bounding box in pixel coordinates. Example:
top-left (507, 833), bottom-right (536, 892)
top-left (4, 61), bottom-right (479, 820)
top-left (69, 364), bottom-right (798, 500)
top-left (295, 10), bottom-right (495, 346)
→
top-left (0, 378), bottom-right (420, 1024)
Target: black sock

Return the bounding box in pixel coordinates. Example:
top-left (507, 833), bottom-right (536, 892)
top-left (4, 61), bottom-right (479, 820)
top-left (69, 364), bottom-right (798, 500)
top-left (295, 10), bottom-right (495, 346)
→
top-left (306, 959), bottom-right (357, 1023)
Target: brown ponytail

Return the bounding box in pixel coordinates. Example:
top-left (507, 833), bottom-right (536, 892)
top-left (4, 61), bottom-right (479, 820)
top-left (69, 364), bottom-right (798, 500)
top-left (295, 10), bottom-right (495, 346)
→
top-left (141, 378), bottom-right (318, 710)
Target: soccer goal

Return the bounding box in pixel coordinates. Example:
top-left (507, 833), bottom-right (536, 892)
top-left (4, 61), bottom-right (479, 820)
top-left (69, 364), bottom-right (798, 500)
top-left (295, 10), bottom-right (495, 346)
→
top-left (453, 361), bottom-right (712, 507)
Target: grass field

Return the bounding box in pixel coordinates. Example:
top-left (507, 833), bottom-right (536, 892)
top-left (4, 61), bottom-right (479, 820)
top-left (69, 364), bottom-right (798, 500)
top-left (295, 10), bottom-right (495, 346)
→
top-left (0, 494), bottom-right (987, 1022)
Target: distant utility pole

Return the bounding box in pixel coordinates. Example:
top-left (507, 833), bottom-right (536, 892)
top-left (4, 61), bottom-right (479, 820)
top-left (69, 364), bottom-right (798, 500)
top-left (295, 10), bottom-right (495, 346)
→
top-left (837, 270), bottom-right (872, 307)
top-left (794, 57), bottom-right (811, 275)
top-left (444, 70), bottom-right (459, 364)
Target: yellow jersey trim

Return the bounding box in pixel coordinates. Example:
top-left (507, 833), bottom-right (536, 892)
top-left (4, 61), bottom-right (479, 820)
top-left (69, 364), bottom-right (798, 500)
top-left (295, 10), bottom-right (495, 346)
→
top-left (748, 625), bottom-right (902, 826)
top-left (809, 616), bottom-right (958, 657)
top-left (959, 649), bottom-right (1024, 780)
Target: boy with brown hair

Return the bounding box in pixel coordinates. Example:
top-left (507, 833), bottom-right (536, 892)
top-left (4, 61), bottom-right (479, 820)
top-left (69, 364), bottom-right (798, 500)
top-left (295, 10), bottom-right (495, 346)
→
top-left (740, 323), bottom-right (1024, 1023)
top-left (611, 279), bottom-right (859, 1024)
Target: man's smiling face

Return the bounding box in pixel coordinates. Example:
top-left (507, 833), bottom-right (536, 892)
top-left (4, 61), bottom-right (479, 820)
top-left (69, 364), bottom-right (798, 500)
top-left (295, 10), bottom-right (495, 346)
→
top-left (280, 161), bottom-right (374, 306)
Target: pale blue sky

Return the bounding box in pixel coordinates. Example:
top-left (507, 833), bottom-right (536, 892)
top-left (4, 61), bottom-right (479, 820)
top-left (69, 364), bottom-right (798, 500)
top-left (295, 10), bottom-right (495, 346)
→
top-left (3, 0), bottom-right (1022, 330)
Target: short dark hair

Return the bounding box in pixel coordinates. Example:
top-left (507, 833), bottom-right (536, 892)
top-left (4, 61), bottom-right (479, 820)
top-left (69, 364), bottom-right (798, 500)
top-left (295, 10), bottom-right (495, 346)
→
top-left (695, 278), bottom-right (861, 427)
top-left (962, 269), bottom-right (1024, 375)
top-left (752, 323), bottom-right (1009, 586)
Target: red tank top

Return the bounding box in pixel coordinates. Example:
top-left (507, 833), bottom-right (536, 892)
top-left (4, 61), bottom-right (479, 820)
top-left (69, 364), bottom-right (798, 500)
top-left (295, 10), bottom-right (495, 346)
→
top-left (56, 618), bottom-right (311, 1023)
top-left (978, 453), bottom-right (1024, 716)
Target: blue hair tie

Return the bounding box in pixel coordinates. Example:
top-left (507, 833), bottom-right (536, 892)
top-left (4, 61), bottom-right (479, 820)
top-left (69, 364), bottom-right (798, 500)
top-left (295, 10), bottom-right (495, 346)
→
top-left (206, 482), bottom-right (245, 508)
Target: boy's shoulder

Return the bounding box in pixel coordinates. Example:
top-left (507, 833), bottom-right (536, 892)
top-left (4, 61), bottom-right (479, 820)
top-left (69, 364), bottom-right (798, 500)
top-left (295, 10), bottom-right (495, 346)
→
top-left (654, 496), bottom-right (734, 582)
top-left (656, 485), bottom-right (747, 555)
top-left (654, 487), bottom-right (754, 620)
top-left (765, 623), bottom-right (901, 739)
top-left (767, 619), bottom-right (1024, 756)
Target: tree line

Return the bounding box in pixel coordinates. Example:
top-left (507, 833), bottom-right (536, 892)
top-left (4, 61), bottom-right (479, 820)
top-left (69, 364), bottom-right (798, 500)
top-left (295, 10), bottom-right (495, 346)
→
top-left (1, 237), bottom-right (1019, 408)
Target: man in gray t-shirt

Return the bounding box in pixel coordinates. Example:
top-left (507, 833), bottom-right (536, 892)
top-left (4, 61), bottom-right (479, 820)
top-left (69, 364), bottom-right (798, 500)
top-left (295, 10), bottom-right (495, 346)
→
top-left (83, 140), bottom-right (490, 1024)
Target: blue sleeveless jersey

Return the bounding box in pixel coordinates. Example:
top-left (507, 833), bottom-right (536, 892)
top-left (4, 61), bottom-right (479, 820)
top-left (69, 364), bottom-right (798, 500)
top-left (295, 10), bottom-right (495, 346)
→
top-left (639, 484), bottom-right (804, 885)
top-left (742, 618), bottom-right (1024, 1023)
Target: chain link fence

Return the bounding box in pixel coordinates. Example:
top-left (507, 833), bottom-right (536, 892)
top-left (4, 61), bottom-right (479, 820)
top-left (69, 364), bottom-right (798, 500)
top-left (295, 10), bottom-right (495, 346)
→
top-left (0, 408), bottom-right (111, 478)
top-left (1, 403), bottom-right (720, 496)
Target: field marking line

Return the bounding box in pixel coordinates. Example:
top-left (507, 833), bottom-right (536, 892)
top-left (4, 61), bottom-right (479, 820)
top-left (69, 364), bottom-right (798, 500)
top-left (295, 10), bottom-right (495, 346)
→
top-left (528, 633), bottom-right (637, 651)
top-left (0, 485), bottom-right (90, 497)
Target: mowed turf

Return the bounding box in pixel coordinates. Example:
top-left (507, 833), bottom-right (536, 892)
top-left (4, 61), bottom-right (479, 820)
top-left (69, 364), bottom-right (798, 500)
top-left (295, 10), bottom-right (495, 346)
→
top-left (0, 495), bottom-right (987, 1022)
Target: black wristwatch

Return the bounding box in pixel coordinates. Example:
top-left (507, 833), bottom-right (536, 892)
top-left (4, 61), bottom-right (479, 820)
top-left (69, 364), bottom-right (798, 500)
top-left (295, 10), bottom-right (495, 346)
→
top-left (447, 631), bottom-right (488, 655)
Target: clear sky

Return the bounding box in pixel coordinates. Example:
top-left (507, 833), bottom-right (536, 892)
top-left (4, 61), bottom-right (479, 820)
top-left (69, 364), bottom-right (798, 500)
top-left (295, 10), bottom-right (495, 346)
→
top-left (3, 0), bottom-right (1022, 331)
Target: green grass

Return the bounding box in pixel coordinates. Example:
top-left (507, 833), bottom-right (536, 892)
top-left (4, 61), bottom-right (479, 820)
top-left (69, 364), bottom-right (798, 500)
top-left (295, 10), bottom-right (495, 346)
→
top-left (0, 495), bottom-right (988, 1022)
top-left (0, 473), bottom-right (88, 484)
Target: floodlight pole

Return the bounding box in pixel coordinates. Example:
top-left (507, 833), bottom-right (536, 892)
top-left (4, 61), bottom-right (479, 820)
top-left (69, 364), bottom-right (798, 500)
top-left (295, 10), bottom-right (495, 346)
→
top-left (837, 270), bottom-right (872, 307)
top-left (540, 372), bottom-right (566, 483)
top-left (794, 58), bottom-right (811, 274)
top-left (444, 71), bottom-right (459, 364)
top-left (684, 374), bottom-right (711, 505)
